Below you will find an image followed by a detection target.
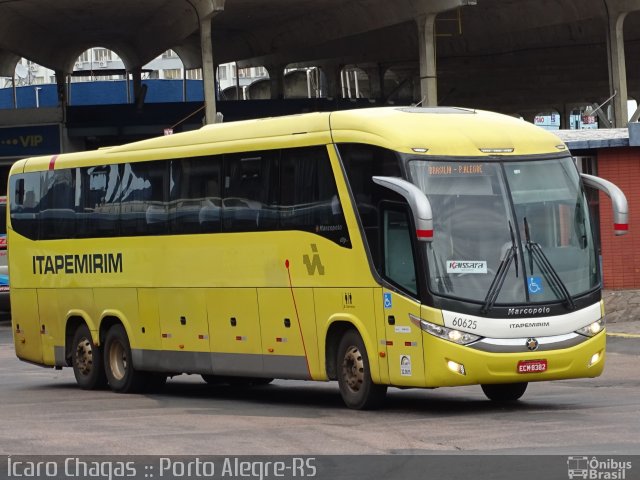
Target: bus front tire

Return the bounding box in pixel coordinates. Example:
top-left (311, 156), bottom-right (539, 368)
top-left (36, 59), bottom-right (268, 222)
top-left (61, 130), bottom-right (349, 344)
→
top-left (337, 330), bottom-right (387, 410)
top-left (481, 382), bottom-right (528, 402)
top-left (104, 324), bottom-right (155, 393)
top-left (71, 324), bottom-right (107, 390)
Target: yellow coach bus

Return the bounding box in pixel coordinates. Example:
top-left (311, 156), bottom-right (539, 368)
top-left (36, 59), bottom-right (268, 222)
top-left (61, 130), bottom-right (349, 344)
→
top-left (8, 107), bottom-right (628, 409)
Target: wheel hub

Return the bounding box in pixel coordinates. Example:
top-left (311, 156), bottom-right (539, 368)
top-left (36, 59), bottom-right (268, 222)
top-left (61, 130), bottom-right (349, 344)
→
top-left (74, 338), bottom-right (94, 376)
top-left (108, 341), bottom-right (127, 381)
top-left (342, 345), bottom-right (364, 392)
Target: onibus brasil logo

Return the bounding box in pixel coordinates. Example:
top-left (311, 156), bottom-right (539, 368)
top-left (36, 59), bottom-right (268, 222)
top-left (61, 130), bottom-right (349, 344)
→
top-left (567, 456), bottom-right (632, 479)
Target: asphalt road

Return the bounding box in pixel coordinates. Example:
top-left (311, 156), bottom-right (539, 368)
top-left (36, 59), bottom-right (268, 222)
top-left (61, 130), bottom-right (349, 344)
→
top-left (0, 319), bottom-right (638, 456)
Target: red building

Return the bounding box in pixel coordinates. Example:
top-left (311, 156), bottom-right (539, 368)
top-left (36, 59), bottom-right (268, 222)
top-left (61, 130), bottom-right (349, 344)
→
top-left (557, 128), bottom-right (637, 289)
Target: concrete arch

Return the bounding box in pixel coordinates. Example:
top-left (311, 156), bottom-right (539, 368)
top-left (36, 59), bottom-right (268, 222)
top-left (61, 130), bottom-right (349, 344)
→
top-left (246, 78), bottom-right (271, 100)
top-left (0, 50), bottom-right (21, 78)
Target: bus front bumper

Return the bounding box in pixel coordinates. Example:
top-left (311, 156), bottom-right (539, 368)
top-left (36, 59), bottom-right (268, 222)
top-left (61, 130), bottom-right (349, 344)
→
top-left (422, 330), bottom-right (606, 387)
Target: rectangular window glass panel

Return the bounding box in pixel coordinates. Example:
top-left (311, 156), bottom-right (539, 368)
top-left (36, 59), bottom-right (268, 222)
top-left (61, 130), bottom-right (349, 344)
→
top-left (383, 209), bottom-right (417, 295)
top-left (10, 172), bottom-right (43, 240)
top-left (223, 151), bottom-right (276, 232)
top-left (77, 165), bottom-right (122, 238)
top-left (120, 161), bottom-right (168, 236)
top-left (170, 156), bottom-right (222, 234)
top-left (39, 169), bottom-right (76, 239)
top-left (279, 146), bottom-right (349, 246)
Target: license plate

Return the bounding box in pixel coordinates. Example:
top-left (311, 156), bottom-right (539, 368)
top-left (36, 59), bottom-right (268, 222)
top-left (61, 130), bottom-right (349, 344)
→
top-left (517, 359), bottom-right (548, 373)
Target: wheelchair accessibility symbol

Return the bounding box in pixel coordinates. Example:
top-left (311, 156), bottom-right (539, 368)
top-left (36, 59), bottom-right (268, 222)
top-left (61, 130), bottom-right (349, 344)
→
top-left (383, 293), bottom-right (393, 309)
top-left (528, 276), bottom-right (543, 295)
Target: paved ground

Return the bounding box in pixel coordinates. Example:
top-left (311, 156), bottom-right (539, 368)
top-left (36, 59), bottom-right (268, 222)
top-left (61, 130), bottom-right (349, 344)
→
top-left (603, 289), bottom-right (640, 336)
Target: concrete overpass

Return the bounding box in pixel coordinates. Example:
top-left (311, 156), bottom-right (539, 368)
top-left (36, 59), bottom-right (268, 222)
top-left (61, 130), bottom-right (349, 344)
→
top-left (3, 0), bottom-right (640, 127)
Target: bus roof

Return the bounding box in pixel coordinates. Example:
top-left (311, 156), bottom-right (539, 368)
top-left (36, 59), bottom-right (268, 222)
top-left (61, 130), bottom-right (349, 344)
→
top-left (12, 107), bottom-right (567, 174)
top-left (328, 107), bottom-right (567, 156)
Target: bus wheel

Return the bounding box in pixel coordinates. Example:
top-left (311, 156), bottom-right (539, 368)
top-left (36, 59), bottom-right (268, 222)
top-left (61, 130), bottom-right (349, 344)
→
top-left (481, 382), bottom-right (528, 402)
top-left (337, 330), bottom-right (387, 410)
top-left (71, 324), bottom-right (107, 390)
top-left (104, 324), bottom-right (149, 393)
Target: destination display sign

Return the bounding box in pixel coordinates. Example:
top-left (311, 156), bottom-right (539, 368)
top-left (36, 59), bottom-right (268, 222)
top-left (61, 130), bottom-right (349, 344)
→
top-left (427, 163), bottom-right (484, 175)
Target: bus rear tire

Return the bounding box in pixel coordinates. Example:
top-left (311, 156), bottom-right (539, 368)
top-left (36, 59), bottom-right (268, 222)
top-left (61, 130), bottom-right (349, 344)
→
top-left (71, 323), bottom-right (107, 390)
top-left (337, 329), bottom-right (387, 410)
top-left (104, 324), bottom-right (150, 393)
top-left (481, 382), bottom-right (528, 402)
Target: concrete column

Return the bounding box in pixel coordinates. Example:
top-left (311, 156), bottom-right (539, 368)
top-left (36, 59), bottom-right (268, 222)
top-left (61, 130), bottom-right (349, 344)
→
top-left (265, 64), bottom-right (284, 99)
top-left (200, 16), bottom-right (218, 121)
top-left (365, 66), bottom-right (384, 101)
top-left (319, 63), bottom-right (343, 99)
top-left (183, 68), bottom-right (188, 102)
top-left (606, 9), bottom-right (629, 127)
top-left (55, 70), bottom-right (67, 108)
top-left (12, 75), bottom-right (17, 108)
top-left (131, 67), bottom-right (143, 105)
top-left (414, 0), bottom-right (477, 106)
top-left (416, 13), bottom-right (438, 106)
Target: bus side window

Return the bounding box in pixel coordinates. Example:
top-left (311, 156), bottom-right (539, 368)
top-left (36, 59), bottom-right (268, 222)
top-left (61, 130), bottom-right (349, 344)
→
top-left (222, 151), bottom-right (276, 232)
top-left (279, 146), bottom-right (350, 246)
top-left (382, 207), bottom-right (418, 295)
top-left (121, 161), bottom-right (169, 236)
top-left (10, 172), bottom-right (43, 240)
top-left (170, 155), bottom-right (222, 234)
top-left (77, 165), bottom-right (122, 238)
top-left (338, 143), bottom-right (402, 265)
top-left (39, 169), bottom-right (76, 240)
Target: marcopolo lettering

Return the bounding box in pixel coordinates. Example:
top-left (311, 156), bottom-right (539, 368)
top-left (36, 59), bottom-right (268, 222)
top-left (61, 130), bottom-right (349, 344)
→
top-left (32, 253), bottom-right (123, 275)
top-left (507, 307), bottom-right (551, 316)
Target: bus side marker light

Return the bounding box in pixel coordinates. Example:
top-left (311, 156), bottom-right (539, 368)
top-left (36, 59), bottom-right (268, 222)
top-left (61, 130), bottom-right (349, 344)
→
top-left (268, 348), bottom-right (274, 353)
top-left (178, 344), bottom-right (185, 350)
top-left (379, 352), bottom-right (386, 358)
top-left (447, 360), bottom-right (466, 375)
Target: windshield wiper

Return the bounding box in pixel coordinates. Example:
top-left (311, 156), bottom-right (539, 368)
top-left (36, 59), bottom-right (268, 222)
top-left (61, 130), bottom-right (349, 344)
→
top-left (524, 217), bottom-right (576, 310)
top-left (482, 221), bottom-right (518, 314)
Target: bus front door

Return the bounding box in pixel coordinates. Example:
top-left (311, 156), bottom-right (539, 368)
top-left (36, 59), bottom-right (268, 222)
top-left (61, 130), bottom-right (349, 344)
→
top-left (381, 289), bottom-right (425, 387)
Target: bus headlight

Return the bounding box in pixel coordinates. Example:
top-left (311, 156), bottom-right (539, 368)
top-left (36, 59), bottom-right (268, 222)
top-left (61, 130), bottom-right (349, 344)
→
top-left (411, 315), bottom-right (481, 345)
top-left (575, 319), bottom-right (604, 337)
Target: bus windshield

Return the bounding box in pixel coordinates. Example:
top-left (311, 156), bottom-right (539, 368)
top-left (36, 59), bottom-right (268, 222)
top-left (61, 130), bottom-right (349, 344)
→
top-left (407, 157), bottom-right (598, 306)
